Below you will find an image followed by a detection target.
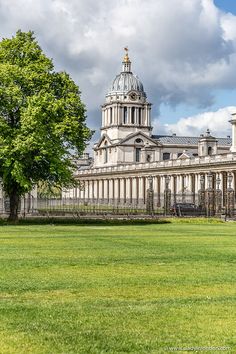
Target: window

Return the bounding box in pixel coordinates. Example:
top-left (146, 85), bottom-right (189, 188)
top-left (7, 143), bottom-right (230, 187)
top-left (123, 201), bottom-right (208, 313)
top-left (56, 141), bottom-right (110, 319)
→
top-left (138, 108), bottom-right (142, 125)
top-left (104, 142), bottom-right (108, 163)
top-left (123, 107), bottom-right (127, 124)
top-left (131, 107), bottom-right (135, 124)
top-left (135, 148), bottom-right (141, 162)
top-left (110, 108), bottom-right (112, 124)
top-left (208, 146), bottom-right (212, 156)
top-left (163, 152), bottom-right (170, 160)
top-left (135, 138), bottom-right (143, 144)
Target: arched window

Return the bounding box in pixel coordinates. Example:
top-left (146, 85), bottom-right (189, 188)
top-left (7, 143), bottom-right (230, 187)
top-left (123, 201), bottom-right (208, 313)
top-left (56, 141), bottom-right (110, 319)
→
top-left (110, 108), bottom-right (112, 124)
top-left (123, 107), bottom-right (127, 124)
top-left (131, 107), bottom-right (135, 124)
top-left (208, 146), bottom-right (212, 156)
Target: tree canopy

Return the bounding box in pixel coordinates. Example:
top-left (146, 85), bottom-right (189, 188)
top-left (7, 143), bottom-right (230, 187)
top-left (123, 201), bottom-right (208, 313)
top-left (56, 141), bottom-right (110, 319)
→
top-left (0, 30), bottom-right (91, 220)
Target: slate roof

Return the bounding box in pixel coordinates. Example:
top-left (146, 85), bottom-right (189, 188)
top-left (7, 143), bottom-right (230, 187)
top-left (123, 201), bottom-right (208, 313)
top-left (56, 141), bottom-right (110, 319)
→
top-left (152, 135), bottom-right (232, 146)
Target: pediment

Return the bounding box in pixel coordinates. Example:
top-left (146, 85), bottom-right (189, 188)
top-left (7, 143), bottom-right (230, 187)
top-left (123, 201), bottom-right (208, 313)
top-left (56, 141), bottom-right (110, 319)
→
top-left (94, 134), bottom-right (113, 149)
top-left (178, 152), bottom-right (192, 159)
top-left (120, 132), bottom-right (162, 147)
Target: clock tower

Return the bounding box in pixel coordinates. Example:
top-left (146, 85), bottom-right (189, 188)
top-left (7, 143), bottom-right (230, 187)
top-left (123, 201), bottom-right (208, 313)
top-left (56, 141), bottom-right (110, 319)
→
top-left (100, 49), bottom-right (152, 143)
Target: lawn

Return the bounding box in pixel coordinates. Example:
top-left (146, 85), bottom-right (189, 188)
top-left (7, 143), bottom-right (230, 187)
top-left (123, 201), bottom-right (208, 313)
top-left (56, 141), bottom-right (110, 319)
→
top-left (0, 220), bottom-right (235, 353)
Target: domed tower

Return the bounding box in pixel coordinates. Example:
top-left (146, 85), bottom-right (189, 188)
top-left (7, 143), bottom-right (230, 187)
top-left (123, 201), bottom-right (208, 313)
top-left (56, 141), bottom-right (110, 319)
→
top-left (101, 49), bottom-right (152, 142)
top-left (94, 49), bottom-right (153, 167)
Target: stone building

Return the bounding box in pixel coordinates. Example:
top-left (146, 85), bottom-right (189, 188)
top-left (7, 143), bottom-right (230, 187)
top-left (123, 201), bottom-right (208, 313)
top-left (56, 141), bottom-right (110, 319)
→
top-left (64, 50), bottom-right (236, 213)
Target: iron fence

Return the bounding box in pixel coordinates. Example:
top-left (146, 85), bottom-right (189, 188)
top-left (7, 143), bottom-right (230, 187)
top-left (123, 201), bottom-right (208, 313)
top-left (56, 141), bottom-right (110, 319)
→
top-left (0, 192), bottom-right (235, 218)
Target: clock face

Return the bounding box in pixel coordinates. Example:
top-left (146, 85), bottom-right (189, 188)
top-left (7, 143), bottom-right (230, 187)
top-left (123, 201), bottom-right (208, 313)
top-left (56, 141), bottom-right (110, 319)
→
top-left (129, 92), bottom-right (137, 101)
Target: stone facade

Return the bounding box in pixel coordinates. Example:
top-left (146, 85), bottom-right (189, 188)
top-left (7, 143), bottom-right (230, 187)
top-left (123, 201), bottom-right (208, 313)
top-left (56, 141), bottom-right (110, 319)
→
top-left (63, 50), bottom-right (236, 212)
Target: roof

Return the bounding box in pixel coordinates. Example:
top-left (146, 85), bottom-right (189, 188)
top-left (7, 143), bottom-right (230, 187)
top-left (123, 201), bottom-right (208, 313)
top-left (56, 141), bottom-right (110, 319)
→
top-left (152, 135), bottom-right (232, 147)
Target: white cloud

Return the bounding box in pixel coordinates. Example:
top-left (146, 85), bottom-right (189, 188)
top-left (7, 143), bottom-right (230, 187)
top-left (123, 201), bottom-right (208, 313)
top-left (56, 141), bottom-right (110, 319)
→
top-left (161, 106), bottom-right (236, 137)
top-left (1, 0), bottom-right (236, 133)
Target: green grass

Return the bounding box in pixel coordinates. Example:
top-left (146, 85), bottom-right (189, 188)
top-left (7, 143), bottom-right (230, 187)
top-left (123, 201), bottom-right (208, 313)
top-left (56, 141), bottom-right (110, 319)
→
top-left (0, 220), bottom-right (235, 353)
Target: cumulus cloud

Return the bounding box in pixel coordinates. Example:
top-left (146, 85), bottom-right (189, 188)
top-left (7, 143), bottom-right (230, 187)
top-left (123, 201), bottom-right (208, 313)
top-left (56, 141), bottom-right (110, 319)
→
top-left (161, 106), bottom-right (236, 137)
top-left (1, 0), bottom-right (236, 136)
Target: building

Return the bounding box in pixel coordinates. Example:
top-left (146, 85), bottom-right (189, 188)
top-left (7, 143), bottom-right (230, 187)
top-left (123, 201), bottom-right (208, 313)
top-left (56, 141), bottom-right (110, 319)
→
top-left (64, 50), bottom-right (236, 214)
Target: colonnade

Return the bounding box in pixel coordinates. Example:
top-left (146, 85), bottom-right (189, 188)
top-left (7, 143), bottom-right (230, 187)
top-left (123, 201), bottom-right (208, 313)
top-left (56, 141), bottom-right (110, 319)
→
top-left (64, 171), bottom-right (236, 209)
top-left (102, 104), bottom-right (151, 127)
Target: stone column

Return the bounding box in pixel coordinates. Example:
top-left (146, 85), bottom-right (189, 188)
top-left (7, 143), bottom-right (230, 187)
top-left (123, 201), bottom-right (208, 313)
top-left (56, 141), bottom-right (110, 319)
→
top-left (139, 177), bottom-right (144, 207)
top-left (132, 177), bottom-right (137, 205)
top-left (120, 178), bottom-right (124, 205)
top-left (153, 176), bottom-right (157, 207)
top-left (128, 107), bottom-right (131, 125)
top-left (114, 179), bottom-right (118, 204)
top-left (125, 178), bottom-right (128, 204)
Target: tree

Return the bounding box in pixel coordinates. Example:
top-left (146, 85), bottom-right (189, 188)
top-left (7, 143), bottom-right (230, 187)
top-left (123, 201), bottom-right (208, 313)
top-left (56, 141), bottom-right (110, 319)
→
top-left (0, 30), bottom-right (91, 221)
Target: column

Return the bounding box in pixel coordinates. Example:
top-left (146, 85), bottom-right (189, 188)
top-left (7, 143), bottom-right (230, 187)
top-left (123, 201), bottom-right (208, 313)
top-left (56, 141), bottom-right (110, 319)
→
top-left (128, 107), bottom-right (131, 124)
top-left (124, 178), bottom-right (127, 204)
top-left (132, 177), bottom-right (137, 204)
top-left (170, 175), bottom-right (175, 204)
top-left (139, 177), bottom-right (144, 207)
top-left (120, 178), bottom-right (125, 205)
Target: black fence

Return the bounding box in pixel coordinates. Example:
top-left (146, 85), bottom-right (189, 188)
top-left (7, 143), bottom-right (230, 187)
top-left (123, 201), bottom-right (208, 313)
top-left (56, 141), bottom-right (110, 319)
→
top-left (1, 193), bottom-right (235, 218)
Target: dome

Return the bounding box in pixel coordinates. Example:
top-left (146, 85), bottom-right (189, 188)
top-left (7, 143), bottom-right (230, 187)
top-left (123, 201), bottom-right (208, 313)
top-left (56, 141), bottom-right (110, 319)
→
top-left (107, 50), bottom-right (146, 97)
top-left (109, 72), bottom-right (145, 95)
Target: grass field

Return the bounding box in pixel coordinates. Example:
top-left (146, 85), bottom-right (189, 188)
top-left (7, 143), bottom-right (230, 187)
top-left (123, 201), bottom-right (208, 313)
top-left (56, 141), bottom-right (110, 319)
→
top-left (0, 220), bottom-right (235, 353)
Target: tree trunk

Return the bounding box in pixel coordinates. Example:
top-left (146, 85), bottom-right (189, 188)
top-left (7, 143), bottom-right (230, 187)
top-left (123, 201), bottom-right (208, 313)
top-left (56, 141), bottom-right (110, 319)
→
top-left (8, 189), bottom-right (20, 222)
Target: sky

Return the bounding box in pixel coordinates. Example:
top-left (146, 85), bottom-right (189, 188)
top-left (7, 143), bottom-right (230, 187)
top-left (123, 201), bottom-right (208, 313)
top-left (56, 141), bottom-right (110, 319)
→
top-left (1, 0), bottom-right (236, 147)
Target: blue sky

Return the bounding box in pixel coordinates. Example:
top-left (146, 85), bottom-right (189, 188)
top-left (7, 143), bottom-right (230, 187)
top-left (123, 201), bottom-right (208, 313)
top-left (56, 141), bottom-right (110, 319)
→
top-left (214, 0), bottom-right (236, 14)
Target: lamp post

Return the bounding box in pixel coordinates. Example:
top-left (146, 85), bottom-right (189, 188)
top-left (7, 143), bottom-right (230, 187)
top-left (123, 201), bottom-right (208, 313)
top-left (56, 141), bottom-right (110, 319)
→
top-left (226, 172), bottom-right (234, 218)
top-left (206, 171), bottom-right (214, 217)
top-left (215, 174), bottom-right (222, 216)
top-left (164, 175), bottom-right (171, 216)
top-left (146, 175), bottom-right (154, 215)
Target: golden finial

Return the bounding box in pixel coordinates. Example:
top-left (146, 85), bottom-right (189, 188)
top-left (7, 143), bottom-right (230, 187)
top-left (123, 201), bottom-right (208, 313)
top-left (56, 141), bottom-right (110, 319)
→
top-left (123, 46), bottom-right (130, 62)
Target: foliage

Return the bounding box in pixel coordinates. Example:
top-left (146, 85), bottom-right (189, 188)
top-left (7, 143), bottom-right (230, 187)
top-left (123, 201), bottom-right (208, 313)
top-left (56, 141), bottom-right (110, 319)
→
top-left (0, 222), bottom-right (235, 353)
top-left (37, 181), bottom-right (62, 198)
top-left (0, 30), bottom-right (91, 220)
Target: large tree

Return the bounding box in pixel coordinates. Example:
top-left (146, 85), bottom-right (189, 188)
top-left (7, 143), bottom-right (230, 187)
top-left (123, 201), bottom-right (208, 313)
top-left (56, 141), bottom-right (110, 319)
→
top-left (0, 30), bottom-right (91, 221)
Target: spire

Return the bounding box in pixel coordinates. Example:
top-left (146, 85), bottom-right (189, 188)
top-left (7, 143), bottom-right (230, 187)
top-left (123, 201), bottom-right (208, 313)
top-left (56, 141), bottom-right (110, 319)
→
top-left (122, 47), bottom-right (132, 72)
